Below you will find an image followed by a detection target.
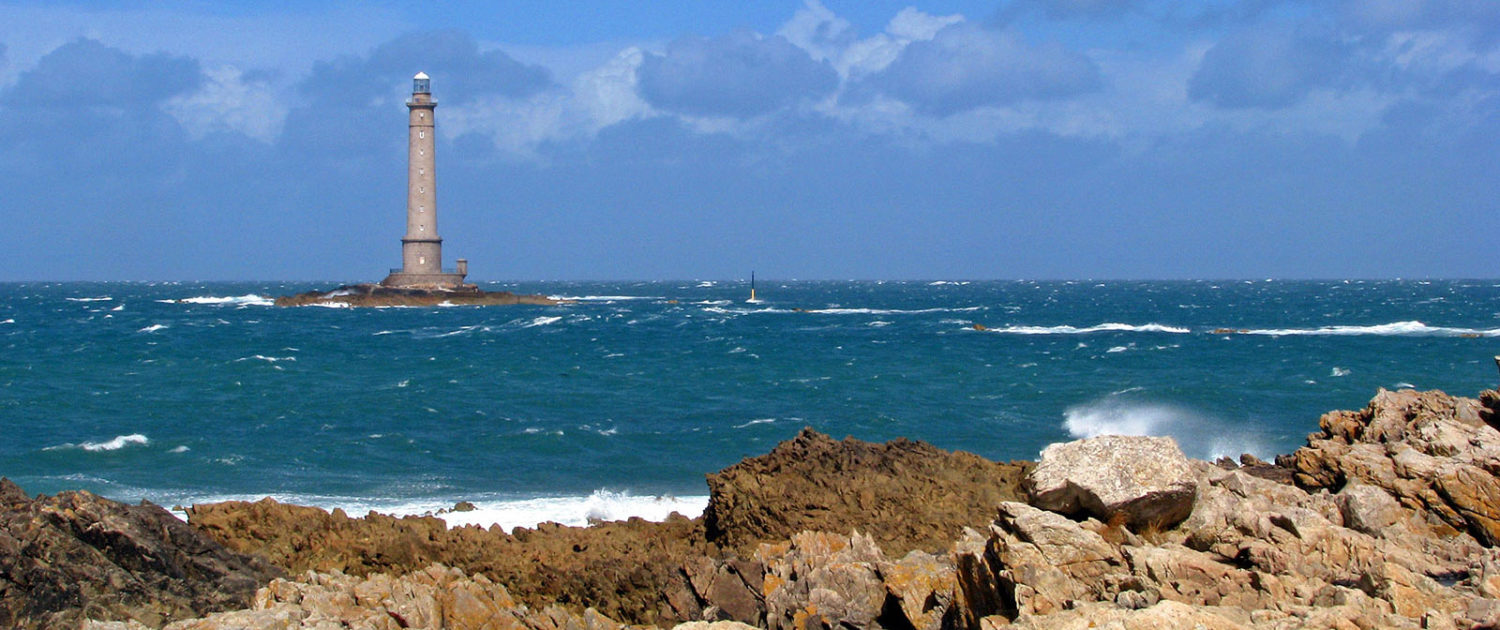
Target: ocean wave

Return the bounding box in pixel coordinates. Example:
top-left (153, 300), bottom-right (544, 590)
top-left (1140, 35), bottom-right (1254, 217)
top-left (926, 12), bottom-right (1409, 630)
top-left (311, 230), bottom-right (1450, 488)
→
top-left (983, 323), bottom-right (1191, 335)
top-left (138, 324), bottom-right (168, 333)
top-left (164, 490), bottom-right (709, 531)
top-left (522, 316), bottom-right (562, 328)
top-left (734, 418), bottom-right (776, 429)
top-left (1063, 397), bottom-right (1266, 461)
top-left (805, 306), bottom-right (983, 315)
top-left (0, 319), bottom-right (13, 325)
top-left (236, 355), bottom-right (296, 363)
top-left (66, 297), bottom-right (113, 302)
top-left (549, 295), bottom-right (659, 302)
top-left (160, 294), bottom-right (274, 307)
top-left (1237, 321), bottom-right (1500, 337)
top-left (45, 434), bottom-right (150, 452)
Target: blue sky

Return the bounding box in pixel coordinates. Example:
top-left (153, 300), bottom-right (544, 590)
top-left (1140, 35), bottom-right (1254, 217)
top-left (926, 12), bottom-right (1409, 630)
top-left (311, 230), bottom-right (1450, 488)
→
top-left (0, 0), bottom-right (1496, 281)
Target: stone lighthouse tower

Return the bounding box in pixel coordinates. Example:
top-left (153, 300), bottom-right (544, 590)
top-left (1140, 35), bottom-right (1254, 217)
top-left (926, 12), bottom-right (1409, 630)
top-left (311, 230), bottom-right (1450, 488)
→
top-left (382, 72), bottom-right (468, 289)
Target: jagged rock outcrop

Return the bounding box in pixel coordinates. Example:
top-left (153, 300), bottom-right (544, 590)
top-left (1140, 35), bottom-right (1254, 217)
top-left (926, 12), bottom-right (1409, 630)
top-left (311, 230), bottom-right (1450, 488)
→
top-left (0, 479), bottom-right (282, 629)
top-left (1025, 435), bottom-right (1197, 529)
top-left (273, 283), bottom-right (560, 307)
top-left (703, 428), bottom-right (1031, 556)
top-left (84, 563), bottom-right (632, 630)
top-left (1289, 388), bottom-right (1500, 545)
top-left (186, 500), bottom-right (711, 626)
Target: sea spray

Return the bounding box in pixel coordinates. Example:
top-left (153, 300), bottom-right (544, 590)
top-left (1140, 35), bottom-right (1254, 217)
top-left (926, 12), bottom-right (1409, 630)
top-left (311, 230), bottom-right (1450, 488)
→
top-left (1063, 396), bottom-right (1268, 461)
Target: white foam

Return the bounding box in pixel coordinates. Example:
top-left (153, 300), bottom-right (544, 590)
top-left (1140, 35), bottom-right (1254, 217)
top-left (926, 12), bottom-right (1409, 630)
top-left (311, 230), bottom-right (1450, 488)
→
top-left (1062, 397), bottom-right (1266, 461)
top-left (236, 355), bottom-right (296, 363)
top-left (306, 302), bottom-right (352, 309)
top-left (1330, 367), bottom-right (1350, 377)
top-left (806, 306), bottom-right (982, 315)
top-left (549, 295), bottom-right (658, 301)
top-left (525, 316), bottom-right (562, 327)
top-left (66, 297), bottom-right (113, 302)
top-left (138, 324), bottom-right (168, 333)
top-left (984, 322), bottom-right (1191, 335)
top-left (0, 319), bottom-right (13, 325)
top-left (110, 304), bottom-right (124, 311)
top-left (1106, 345), bottom-right (1129, 353)
top-left (734, 418), bottom-right (776, 428)
top-left (45, 434), bottom-right (150, 452)
top-left (170, 445), bottom-right (190, 453)
top-left (1241, 321), bottom-right (1500, 337)
top-left (434, 491), bottom-right (709, 530)
top-left (162, 294), bottom-right (274, 307)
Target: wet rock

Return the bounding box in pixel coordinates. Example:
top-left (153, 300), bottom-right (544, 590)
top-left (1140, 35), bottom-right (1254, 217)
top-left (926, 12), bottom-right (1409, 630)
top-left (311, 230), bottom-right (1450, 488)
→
top-left (273, 283), bottom-right (560, 307)
top-left (0, 478), bottom-right (282, 629)
top-left (1026, 435), bottom-right (1197, 530)
top-left (703, 428), bottom-right (1030, 556)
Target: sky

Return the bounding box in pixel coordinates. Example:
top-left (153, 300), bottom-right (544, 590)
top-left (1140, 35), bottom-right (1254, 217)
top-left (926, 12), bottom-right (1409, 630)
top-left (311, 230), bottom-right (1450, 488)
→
top-left (0, 0), bottom-right (1496, 281)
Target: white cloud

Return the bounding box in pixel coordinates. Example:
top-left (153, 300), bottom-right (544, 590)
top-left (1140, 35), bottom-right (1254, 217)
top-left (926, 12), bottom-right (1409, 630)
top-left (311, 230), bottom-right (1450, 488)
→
top-left (165, 65), bottom-right (285, 142)
top-left (572, 46), bottom-right (653, 130)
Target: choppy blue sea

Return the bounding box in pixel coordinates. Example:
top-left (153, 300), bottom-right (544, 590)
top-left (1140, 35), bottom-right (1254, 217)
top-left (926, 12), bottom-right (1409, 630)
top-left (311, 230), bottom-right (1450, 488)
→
top-left (1, 280), bottom-right (1497, 527)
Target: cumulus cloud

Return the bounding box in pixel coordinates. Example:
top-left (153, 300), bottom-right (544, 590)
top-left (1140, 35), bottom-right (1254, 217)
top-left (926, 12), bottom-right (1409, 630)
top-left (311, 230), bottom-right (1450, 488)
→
top-left (3, 38), bottom-right (200, 108)
top-left (1188, 26), bottom-right (1353, 109)
top-left (300, 30), bottom-right (552, 109)
top-left (165, 66), bottom-right (284, 142)
top-left (853, 23), bottom-right (1102, 116)
top-left (637, 30), bottom-right (839, 117)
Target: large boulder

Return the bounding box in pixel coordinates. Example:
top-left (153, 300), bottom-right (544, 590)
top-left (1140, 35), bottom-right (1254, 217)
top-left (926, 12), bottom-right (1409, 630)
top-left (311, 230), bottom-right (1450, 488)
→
top-left (1025, 435), bottom-right (1197, 529)
top-left (0, 478), bottom-right (282, 629)
top-left (703, 428), bottom-right (1030, 556)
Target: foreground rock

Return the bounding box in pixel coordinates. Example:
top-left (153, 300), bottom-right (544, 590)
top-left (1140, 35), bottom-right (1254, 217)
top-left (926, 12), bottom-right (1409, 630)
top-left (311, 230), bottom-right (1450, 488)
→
top-left (186, 502), bottom-right (711, 626)
top-left (704, 427), bottom-right (1032, 555)
top-left (1026, 435), bottom-right (1196, 530)
top-left (1290, 387), bottom-right (1500, 545)
top-left (85, 563), bottom-right (631, 630)
top-left (273, 283), bottom-right (560, 307)
top-left (0, 479), bottom-right (282, 629)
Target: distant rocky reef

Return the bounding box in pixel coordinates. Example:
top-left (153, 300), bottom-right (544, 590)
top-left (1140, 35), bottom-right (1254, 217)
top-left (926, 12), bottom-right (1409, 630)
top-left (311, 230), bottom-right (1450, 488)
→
top-left (9, 387), bottom-right (1500, 628)
top-left (273, 283), bottom-right (561, 307)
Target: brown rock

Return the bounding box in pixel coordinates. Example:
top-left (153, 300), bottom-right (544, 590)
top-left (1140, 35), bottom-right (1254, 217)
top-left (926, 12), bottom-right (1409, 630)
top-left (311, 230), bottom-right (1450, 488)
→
top-left (187, 499), bottom-right (712, 626)
top-left (702, 428), bottom-right (1030, 556)
top-left (273, 283), bottom-right (561, 307)
top-left (0, 478), bottom-right (282, 629)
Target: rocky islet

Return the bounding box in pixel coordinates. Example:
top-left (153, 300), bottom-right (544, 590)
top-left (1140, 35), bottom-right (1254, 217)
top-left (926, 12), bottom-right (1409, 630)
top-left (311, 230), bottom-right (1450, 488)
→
top-left (6, 388), bottom-right (1500, 628)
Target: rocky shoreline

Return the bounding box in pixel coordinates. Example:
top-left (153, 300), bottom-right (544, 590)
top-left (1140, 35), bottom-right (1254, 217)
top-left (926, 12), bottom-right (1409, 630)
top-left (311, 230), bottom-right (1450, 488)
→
top-left (5, 388), bottom-right (1500, 628)
top-left (273, 283), bottom-right (562, 307)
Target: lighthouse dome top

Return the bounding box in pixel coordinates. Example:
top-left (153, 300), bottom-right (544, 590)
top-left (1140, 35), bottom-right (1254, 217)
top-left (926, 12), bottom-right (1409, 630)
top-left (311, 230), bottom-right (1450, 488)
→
top-left (412, 72), bottom-right (431, 94)
top-left (414, 72), bottom-right (429, 80)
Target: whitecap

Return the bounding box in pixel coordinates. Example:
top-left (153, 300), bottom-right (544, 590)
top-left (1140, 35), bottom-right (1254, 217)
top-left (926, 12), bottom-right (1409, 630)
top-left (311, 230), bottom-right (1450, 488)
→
top-left (170, 445), bottom-right (190, 453)
top-left (1241, 321), bottom-right (1500, 337)
top-left (1106, 346), bottom-right (1129, 353)
top-left (734, 418), bottom-right (776, 429)
top-left (110, 304), bottom-right (124, 311)
top-left (1330, 367), bottom-right (1350, 377)
top-left (66, 297), bottom-right (113, 302)
top-left (235, 355), bottom-right (296, 363)
top-left (868, 321), bottom-right (892, 327)
top-left (138, 324), bottom-right (168, 333)
top-left (806, 306), bottom-right (983, 315)
top-left (162, 294), bottom-right (274, 307)
top-left (45, 434), bottom-right (150, 452)
top-left (1393, 382), bottom-right (1417, 389)
top-left (522, 316), bottom-right (562, 328)
top-left (0, 319), bottom-right (13, 325)
top-left (985, 323), bottom-right (1190, 335)
top-left (549, 295), bottom-right (658, 301)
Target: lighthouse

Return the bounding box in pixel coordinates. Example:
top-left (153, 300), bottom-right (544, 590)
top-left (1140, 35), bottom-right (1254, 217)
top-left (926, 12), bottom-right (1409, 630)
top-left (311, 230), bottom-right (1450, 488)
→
top-left (381, 72), bottom-right (468, 289)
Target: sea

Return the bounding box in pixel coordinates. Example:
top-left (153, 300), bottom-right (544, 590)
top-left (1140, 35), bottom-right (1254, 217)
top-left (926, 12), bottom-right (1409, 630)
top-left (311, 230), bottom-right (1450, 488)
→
top-left (2, 279), bottom-right (1497, 530)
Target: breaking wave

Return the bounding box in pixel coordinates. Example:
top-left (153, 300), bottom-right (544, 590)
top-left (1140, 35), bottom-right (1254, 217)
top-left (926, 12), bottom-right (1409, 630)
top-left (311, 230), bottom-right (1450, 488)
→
top-left (45, 434), bottom-right (150, 452)
top-left (161, 295), bottom-right (274, 307)
top-left (983, 323), bottom-right (1191, 335)
top-left (1238, 321), bottom-right (1500, 337)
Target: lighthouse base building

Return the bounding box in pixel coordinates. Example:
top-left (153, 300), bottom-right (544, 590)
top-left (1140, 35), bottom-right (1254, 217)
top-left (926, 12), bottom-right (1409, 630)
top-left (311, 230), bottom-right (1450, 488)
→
top-left (381, 72), bottom-right (470, 290)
